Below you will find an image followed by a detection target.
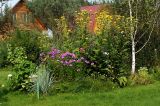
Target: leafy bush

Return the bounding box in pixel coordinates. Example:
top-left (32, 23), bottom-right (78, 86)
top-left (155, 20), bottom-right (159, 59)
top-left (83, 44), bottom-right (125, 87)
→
top-left (81, 11), bottom-right (131, 81)
top-left (46, 48), bottom-right (87, 81)
top-left (0, 41), bottom-right (8, 67)
top-left (81, 33), bottom-right (130, 81)
top-left (7, 46), bottom-right (36, 91)
top-left (9, 30), bottom-right (51, 63)
top-left (151, 66), bottom-right (160, 80)
top-left (46, 11), bottom-right (131, 85)
top-left (118, 76), bottom-right (128, 87)
top-left (129, 67), bottom-right (153, 85)
top-left (51, 76), bottom-right (118, 94)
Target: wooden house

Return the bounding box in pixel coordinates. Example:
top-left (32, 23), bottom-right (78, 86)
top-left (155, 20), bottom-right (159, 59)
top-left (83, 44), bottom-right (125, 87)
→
top-left (0, 0), bottom-right (47, 34)
top-left (11, 0), bottom-right (46, 31)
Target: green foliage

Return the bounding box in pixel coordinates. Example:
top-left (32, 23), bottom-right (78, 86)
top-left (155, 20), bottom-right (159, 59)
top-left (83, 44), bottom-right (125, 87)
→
top-left (9, 30), bottom-right (51, 63)
top-left (151, 66), bottom-right (160, 80)
top-left (28, 0), bottom-right (87, 30)
top-left (136, 34), bottom-right (160, 68)
top-left (7, 45), bottom-right (27, 65)
top-left (49, 12), bottom-right (130, 85)
top-left (78, 32), bottom-right (130, 82)
top-left (7, 46), bottom-right (36, 91)
top-left (0, 86), bottom-right (8, 103)
top-left (9, 60), bottom-right (35, 91)
top-left (52, 77), bottom-right (117, 94)
top-left (46, 50), bottom-right (86, 81)
top-left (118, 76), bottom-right (128, 87)
top-left (0, 41), bottom-right (8, 67)
top-left (112, 0), bottom-right (160, 68)
top-left (0, 6), bottom-right (12, 28)
top-left (129, 67), bottom-right (153, 85)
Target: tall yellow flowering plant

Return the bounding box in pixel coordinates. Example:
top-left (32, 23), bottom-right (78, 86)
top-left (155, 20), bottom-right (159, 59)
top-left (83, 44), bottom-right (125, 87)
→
top-left (95, 10), bottom-right (131, 35)
top-left (75, 10), bottom-right (90, 31)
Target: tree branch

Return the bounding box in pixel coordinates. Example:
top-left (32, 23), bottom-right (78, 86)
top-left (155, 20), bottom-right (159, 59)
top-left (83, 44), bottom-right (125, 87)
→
top-left (136, 9), bottom-right (158, 54)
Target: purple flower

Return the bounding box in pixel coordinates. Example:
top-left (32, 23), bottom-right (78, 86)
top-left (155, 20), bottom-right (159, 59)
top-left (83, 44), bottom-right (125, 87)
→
top-left (60, 52), bottom-right (77, 66)
top-left (77, 59), bottom-right (81, 62)
top-left (48, 48), bottom-right (60, 59)
top-left (79, 48), bottom-right (85, 52)
top-left (60, 52), bottom-right (76, 59)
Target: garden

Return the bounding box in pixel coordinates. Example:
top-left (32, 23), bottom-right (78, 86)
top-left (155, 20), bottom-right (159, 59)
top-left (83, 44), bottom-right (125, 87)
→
top-left (0, 0), bottom-right (160, 106)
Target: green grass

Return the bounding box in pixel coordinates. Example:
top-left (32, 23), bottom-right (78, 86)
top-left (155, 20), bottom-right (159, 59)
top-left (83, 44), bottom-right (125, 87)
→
top-left (0, 67), bottom-right (12, 86)
top-left (1, 68), bottom-right (160, 106)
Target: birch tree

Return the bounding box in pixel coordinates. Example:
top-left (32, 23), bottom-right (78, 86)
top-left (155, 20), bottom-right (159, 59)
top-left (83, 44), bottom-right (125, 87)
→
top-left (128, 0), bottom-right (159, 74)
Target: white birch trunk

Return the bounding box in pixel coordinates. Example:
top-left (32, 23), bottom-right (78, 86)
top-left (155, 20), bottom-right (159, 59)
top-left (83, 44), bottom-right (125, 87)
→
top-left (131, 39), bottom-right (136, 74)
top-left (129, 0), bottom-right (136, 74)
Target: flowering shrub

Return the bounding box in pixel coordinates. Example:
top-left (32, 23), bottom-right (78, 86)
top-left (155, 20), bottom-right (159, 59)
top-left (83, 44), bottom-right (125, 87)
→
top-left (81, 34), bottom-right (130, 81)
top-left (54, 16), bottom-right (70, 39)
top-left (49, 10), bottom-right (131, 84)
top-left (129, 67), bottom-right (153, 85)
top-left (60, 52), bottom-right (76, 66)
top-left (95, 10), bottom-right (130, 35)
top-left (75, 10), bottom-right (89, 31)
top-left (49, 48), bottom-right (61, 59)
top-left (42, 47), bottom-right (97, 80)
top-left (7, 46), bottom-right (36, 91)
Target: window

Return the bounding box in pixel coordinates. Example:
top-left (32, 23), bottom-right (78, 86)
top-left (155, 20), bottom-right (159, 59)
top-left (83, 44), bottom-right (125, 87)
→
top-left (12, 12), bottom-right (34, 24)
top-left (12, 13), bottom-right (16, 25)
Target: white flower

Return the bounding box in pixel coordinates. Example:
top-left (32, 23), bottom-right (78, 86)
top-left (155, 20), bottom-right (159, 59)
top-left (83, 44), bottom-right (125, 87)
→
top-left (8, 74), bottom-right (12, 77)
top-left (121, 31), bottom-right (124, 34)
top-left (103, 52), bottom-right (109, 55)
top-left (29, 74), bottom-right (38, 79)
top-left (29, 74), bottom-right (38, 82)
top-left (1, 84), bottom-right (5, 87)
top-left (8, 74), bottom-right (12, 80)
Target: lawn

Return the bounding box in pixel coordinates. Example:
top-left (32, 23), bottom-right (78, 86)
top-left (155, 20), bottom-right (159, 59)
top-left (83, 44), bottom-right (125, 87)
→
top-left (1, 69), bottom-right (160, 106)
top-left (0, 67), bottom-right (12, 86)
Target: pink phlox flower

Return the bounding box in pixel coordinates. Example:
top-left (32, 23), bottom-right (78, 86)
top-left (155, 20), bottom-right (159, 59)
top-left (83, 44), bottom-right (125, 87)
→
top-left (77, 59), bottom-right (81, 62)
top-left (79, 48), bottom-right (85, 52)
top-left (61, 52), bottom-right (76, 59)
top-left (48, 48), bottom-right (60, 59)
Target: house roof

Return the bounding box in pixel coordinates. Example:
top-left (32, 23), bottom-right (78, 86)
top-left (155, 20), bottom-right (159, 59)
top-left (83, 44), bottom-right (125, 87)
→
top-left (80, 5), bottom-right (101, 32)
top-left (80, 5), bottom-right (101, 14)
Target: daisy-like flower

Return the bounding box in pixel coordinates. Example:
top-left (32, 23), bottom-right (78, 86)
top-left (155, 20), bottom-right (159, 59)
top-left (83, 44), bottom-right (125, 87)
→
top-left (8, 74), bottom-right (12, 80)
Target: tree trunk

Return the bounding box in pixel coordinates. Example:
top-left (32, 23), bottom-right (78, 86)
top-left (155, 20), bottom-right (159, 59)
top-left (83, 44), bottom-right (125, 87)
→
top-left (131, 39), bottom-right (136, 74)
top-left (129, 0), bottom-right (136, 74)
